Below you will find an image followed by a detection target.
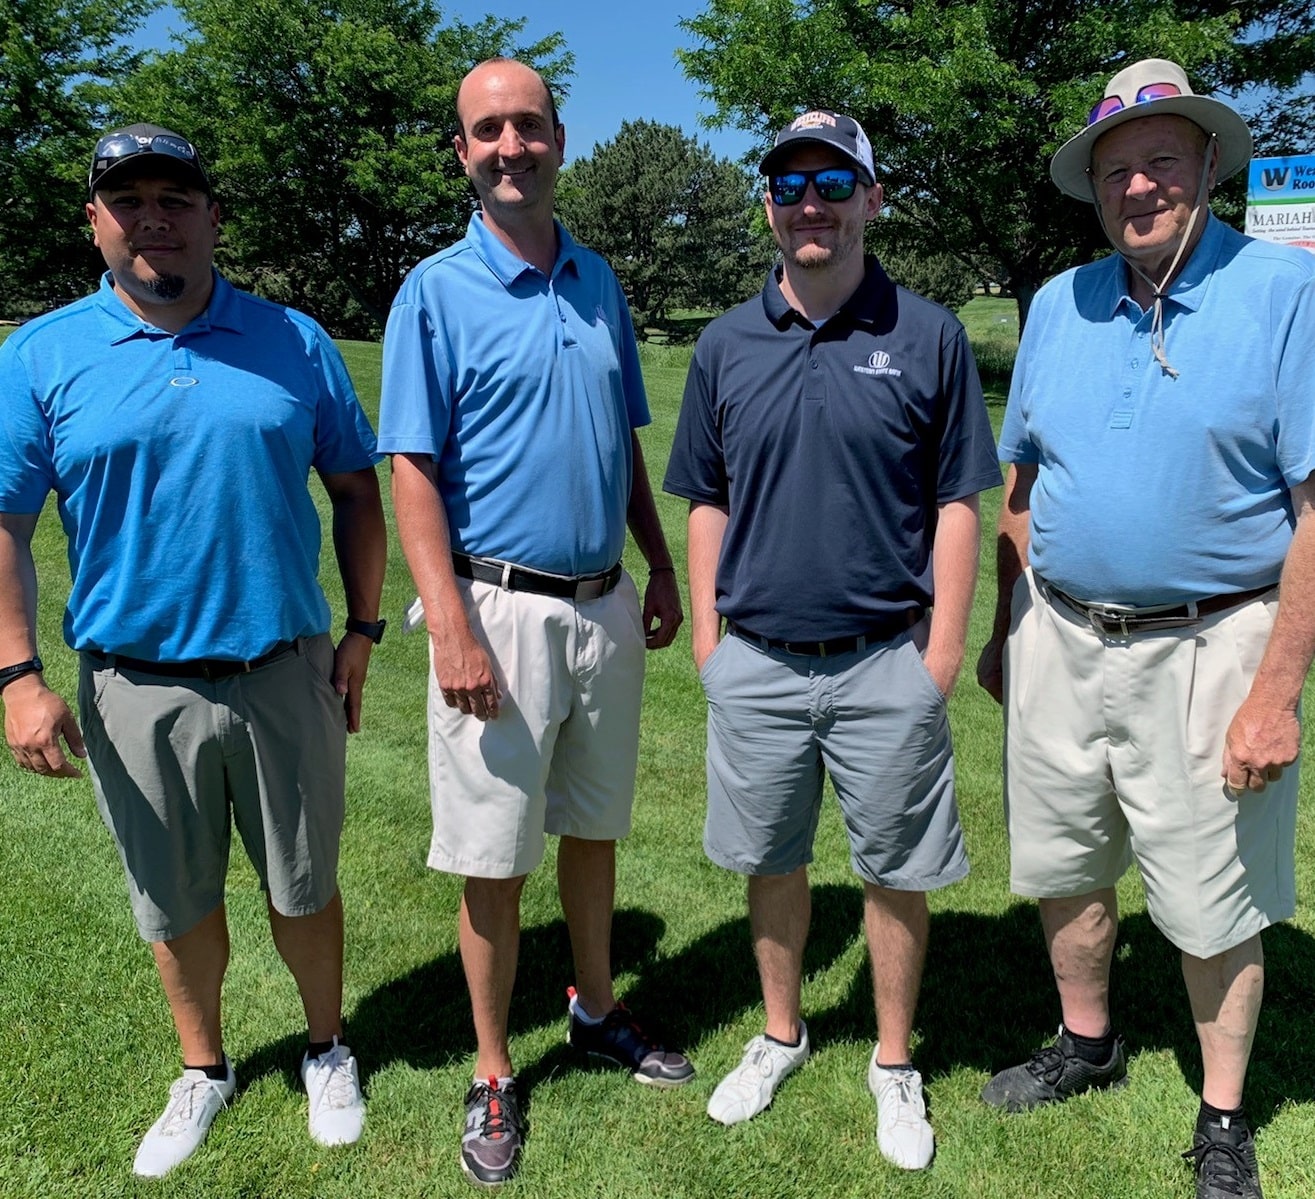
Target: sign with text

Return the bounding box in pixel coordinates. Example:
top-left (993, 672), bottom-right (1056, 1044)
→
top-left (1246, 154), bottom-right (1315, 253)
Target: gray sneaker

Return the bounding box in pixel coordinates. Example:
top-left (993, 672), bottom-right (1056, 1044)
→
top-left (133, 1059), bottom-right (236, 1178)
top-left (707, 1022), bottom-right (810, 1125)
top-left (981, 1025), bottom-right (1128, 1112)
top-left (869, 1048), bottom-right (934, 1170)
top-left (460, 1076), bottom-right (523, 1188)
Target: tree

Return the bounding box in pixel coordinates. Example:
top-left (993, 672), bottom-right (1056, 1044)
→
top-left (0, 0), bottom-right (157, 310)
top-left (679, 0), bottom-right (1315, 331)
top-left (556, 119), bottom-right (773, 336)
top-left (111, 0), bottom-right (571, 336)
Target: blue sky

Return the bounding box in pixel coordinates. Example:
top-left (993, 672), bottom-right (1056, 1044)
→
top-left (135, 2), bottom-right (758, 166)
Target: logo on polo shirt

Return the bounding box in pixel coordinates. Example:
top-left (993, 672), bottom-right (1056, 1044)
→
top-left (853, 349), bottom-right (902, 378)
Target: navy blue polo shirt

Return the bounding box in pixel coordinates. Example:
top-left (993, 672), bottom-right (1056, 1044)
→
top-left (664, 259), bottom-right (1001, 642)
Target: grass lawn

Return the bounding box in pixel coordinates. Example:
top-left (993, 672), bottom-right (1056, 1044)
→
top-left (4, 313), bottom-right (1315, 1198)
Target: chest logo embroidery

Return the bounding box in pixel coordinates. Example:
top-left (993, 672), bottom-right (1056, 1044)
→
top-left (169, 377), bottom-right (200, 388)
top-left (853, 350), bottom-right (902, 379)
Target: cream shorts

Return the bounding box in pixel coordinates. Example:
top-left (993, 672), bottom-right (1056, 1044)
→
top-left (1003, 569), bottom-right (1296, 958)
top-left (426, 572), bottom-right (645, 879)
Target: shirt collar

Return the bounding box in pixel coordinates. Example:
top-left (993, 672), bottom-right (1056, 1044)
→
top-left (96, 269), bottom-right (241, 344)
top-left (1108, 212), bottom-right (1225, 318)
top-left (466, 212), bottom-right (581, 286)
top-left (761, 256), bottom-right (895, 329)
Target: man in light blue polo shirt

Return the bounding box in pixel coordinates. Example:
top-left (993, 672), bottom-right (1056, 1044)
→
top-left (977, 59), bottom-right (1315, 1199)
top-left (378, 58), bottom-right (689, 1189)
top-left (0, 125), bottom-right (386, 1176)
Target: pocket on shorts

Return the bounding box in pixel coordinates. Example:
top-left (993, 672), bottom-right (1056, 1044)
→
top-left (698, 635), bottom-right (730, 686)
top-left (905, 637), bottom-right (947, 705)
top-left (300, 635), bottom-right (340, 696)
top-left (1004, 570), bottom-right (1045, 713)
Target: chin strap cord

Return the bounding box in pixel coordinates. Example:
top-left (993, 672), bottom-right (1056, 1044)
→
top-left (1107, 133), bottom-right (1217, 380)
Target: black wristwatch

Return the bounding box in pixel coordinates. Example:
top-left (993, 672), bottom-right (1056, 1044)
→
top-left (345, 617), bottom-right (387, 644)
top-left (0, 656), bottom-right (44, 693)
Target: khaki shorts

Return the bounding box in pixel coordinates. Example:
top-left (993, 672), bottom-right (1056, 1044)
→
top-left (426, 573), bottom-right (645, 879)
top-left (1004, 569), bottom-right (1296, 958)
top-left (79, 635), bottom-right (347, 942)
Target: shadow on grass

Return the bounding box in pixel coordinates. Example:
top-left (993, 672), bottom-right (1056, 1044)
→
top-left (821, 901), bottom-right (1315, 1130)
top-left (236, 884), bottom-right (863, 1098)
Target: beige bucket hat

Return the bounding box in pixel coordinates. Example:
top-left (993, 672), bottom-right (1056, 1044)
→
top-left (1050, 58), bottom-right (1252, 200)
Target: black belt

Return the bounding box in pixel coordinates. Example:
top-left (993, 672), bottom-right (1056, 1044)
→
top-left (86, 639), bottom-right (300, 682)
top-left (452, 552), bottom-right (623, 601)
top-left (728, 610), bottom-right (922, 657)
top-left (1038, 577), bottom-right (1275, 636)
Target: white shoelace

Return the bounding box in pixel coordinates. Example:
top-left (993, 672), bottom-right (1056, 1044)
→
top-left (310, 1044), bottom-right (359, 1110)
top-left (159, 1075), bottom-right (230, 1135)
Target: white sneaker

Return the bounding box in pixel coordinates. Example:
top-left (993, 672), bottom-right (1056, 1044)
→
top-left (301, 1038), bottom-right (365, 1146)
top-left (868, 1046), bottom-right (934, 1170)
top-left (707, 1021), bottom-right (810, 1126)
top-left (133, 1060), bottom-right (236, 1177)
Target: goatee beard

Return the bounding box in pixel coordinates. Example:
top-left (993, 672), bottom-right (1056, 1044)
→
top-left (144, 273), bottom-right (186, 301)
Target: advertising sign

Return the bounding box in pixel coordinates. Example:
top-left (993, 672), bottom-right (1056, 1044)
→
top-left (1246, 154), bottom-right (1315, 253)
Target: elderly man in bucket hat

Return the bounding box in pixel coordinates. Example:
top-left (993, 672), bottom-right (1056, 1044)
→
top-left (976, 58), bottom-right (1315, 1199)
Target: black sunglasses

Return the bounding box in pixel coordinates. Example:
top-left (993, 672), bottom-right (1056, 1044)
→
top-left (769, 167), bottom-right (860, 207)
top-left (88, 133), bottom-right (206, 192)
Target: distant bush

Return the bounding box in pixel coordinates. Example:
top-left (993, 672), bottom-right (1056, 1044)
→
top-left (971, 338), bottom-right (1017, 393)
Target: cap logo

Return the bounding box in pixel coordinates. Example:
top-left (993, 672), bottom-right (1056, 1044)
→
top-left (790, 111), bottom-right (837, 131)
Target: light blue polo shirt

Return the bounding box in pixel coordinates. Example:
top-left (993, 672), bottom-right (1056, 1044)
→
top-left (0, 272), bottom-right (379, 660)
top-left (1000, 216), bottom-right (1315, 606)
top-left (377, 214), bottom-right (649, 576)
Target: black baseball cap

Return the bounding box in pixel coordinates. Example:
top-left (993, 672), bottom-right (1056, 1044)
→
top-left (760, 110), bottom-right (876, 185)
top-left (88, 124), bottom-right (212, 198)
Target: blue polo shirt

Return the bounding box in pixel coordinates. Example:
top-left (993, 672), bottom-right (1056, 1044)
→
top-left (664, 259), bottom-right (1001, 642)
top-left (1000, 216), bottom-right (1315, 606)
top-left (0, 272), bottom-right (380, 660)
top-left (377, 214), bottom-right (649, 576)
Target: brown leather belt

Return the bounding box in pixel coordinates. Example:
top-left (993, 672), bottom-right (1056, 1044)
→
top-left (1038, 577), bottom-right (1275, 636)
top-left (453, 552), bottom-right (622, 602)
top-left (728, 609), bottom-right (922, 657)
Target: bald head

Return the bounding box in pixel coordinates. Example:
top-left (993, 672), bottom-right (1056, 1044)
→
top-left (456, 59), bottom-right (559, 141)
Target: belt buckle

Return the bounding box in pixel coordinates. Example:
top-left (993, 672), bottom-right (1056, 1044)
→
top-left (574, 577), bottom-right (606, 602)
top-left (1087, 605), bottom-right (1129, 637)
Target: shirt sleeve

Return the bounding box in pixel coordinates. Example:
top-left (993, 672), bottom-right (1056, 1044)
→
top-left (662, 340), bottom-right (728, 506)
top-left (0, 341), bottom-right (55, 512)
top-left (936, 323), bottom-right (1004, 502)
top-left (1274, 274), bottom-right (1315, 489)
top-left (611, 274), bottom-right (651, 431)
top-left (305, 321), bottom-right (380, 474)
top-left (377, 294), bottom-right (453, 459)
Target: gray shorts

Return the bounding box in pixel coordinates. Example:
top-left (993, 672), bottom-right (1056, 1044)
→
top-left (78, 634), bottom-right (347, 942)
top-left (701, 624), bottom-right (968, 889)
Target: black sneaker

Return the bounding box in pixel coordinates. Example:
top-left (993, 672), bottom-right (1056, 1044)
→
top-left (980, 1025), bottom-right (1127, 1112)
top-left (1182, 1112), bottom-right (1263, 1199)
top-left (460, 1077), bottom-right (523, 1188)
top-left (566, 994), bottom-right (694, 1087)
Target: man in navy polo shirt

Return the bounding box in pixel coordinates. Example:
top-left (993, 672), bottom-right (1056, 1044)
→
top-left (664, 110), bottom-right (999, 1168)
top-left (0, 125), bottom-right (386, 1176)
top-left (378, 58), bottom-right (689, 1188)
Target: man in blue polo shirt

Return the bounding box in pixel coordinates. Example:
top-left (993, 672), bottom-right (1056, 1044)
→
top-left (0, 125), bottom-right (386, 1176)
top-left (664, 109), bottom-right (1000, 1169)
top-left (976, 59), bottom-right (1315, 1199)
top-left (378, 58), bottom-right (689, 1188)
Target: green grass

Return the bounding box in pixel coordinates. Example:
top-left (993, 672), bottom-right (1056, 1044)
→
top-left (4, 324), bottom-right (1315, 1199)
